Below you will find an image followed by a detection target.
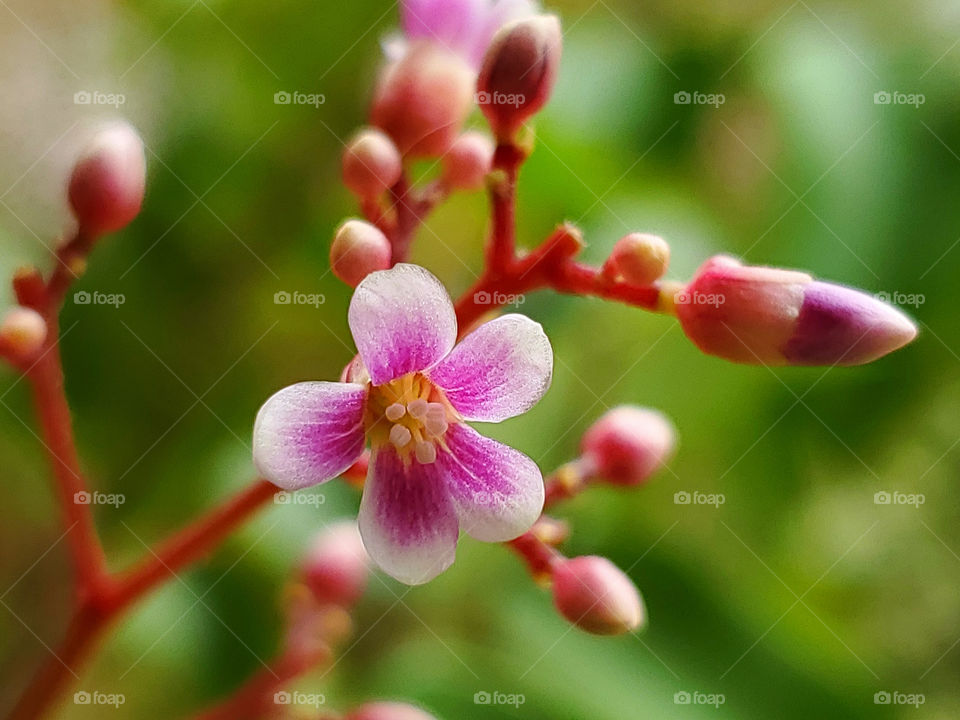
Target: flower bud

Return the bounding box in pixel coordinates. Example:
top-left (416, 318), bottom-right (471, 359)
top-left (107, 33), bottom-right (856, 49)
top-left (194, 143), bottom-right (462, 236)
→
top-left (347, 701), bottom-right (439, 720)
top-left (68, 121), bottom-right (146, 236)
top-left (674, 256), bottom-right (918, 366)
top-left (300, 520), bottom-right (369, 608)
top-left (0, 308), bottom-right (47, 361)
top-left (372, 42), bottom-right (475, 157)
top-left (342, 128), bottom-right (403, 199)
top-left (331, 220), bottom-right (392, 287)
top-left (552, 556), bottom-right (645, 636)
top-left (603, 233), bottom-right (670, 286)
top-left (580, 406), bottom-right (675, 486)
top-left (441, 131), bottom-right (495, 190)
top-left (476, 14), bottom-right (562, 140)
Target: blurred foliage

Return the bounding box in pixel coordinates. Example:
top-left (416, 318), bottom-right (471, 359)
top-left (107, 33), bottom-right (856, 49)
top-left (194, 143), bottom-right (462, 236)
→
top-left (1, 0), bottom-right (959, 718)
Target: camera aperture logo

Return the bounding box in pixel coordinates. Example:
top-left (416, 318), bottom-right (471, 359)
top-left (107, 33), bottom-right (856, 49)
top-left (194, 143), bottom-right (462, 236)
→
top-left (674, 90), bottom-right (725, 108)
top-left (674, 490), bottom-right (725, 508)
top-left (674, 690), bottom-right (725, 708)
top-left (874, 690), bottom-right (924, 707)
top-left (274, 490), bottom-right (325, 507)
top-left (874, 91), bottom-right (925, 108)
top-left (473, 690), bottom-right (525, 708)
top-left (273, 690), bottom-right (326, 708)
top-left (274, 290), bottom-right (326, 308)
top-left (74, 290), bottom-right (125, 308)
top-left (874, 490), bottom-right (925, 508)
top-left (74, 490), bottom-right (125, 508)
top-left (73, 690), bottom-right (125, 708)
top-left (74, 90), bottom-right (126, 108)
top-left (274, 91), bottom-right (325, 108)
top-left (473, 290), bottom-right (525, 307)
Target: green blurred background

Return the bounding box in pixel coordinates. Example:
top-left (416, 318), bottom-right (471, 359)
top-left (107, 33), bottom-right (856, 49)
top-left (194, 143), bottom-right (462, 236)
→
top-left (1, 0), bottom-right (958, 717)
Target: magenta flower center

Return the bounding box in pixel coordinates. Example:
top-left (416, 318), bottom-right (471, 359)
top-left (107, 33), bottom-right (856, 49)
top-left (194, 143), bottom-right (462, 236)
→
top-left (365, 373), bottom-right (457, 464)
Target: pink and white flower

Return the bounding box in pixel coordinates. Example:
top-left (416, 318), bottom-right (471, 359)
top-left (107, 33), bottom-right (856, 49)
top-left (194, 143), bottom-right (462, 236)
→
top-left (253, 264), bottom-right (552, 585)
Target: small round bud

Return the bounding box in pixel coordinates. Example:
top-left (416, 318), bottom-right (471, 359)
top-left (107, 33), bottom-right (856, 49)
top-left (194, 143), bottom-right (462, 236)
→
top-left (68, 121), bottom-right (146, 236)
top-left (552, 556), bottom-right (645, 636)
top-left (441, 131), bottom-right (495, 190)
top-left (347, 701), bottom-right (439, 720)
top-left (604, 233), bottom-right (670, 285)
top-left (0, 308), bottom-right (47, 361)
top-left (330, 220), bottom-right (392, 287)
top-left (342, 128), bottom-right (403, 199)
top-left (372, 42), bottom-right (475, 157)
top-left (580, 406), bottom-right (675, 486)
top-left (476, 14), bottom-right (563, 140)
top-left (300, 520), bottom-right (369, 608)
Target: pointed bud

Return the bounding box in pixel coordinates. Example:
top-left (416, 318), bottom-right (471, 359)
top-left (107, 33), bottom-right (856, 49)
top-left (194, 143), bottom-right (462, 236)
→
top-left (442, 131), bottom-right (495, 190)
top-left (68, 121), bottom-right (146, 236)
top-left (347, 702), bottom-right (439, 720)
top-left (342, 128), bottom-right (403, 199)
top-left (331, 220), bottom-right (392, 287)
top-left (580, 406), bottom-right (675, 486)
top-left (674, 256), bottom-right (918, 366)
top-left (603, 233), bottom-right (670, 286)
top-left (300, 521), bottom-right (369, 608)
top-left (476, 14), bottom-right (562, 140)
top-left (372, 42), bottom-right (475, 157)
top-left (552, 556), bottom-right (645, 636)
top-left (0, 308), bottom-right (47, 362)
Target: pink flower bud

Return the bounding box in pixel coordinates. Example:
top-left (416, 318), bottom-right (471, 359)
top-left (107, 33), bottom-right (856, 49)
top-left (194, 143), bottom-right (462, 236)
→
top-left (0, 307), bottom-right (47, 361)
top-left (442, 131), bottom-right (495, 190)
top-left (300, 520), bottom-right (369, 608)
top-left (603, 233), bottom-right (670, 286)
top-left (347, 701), bottom-right (438, 720)
top-left (580, 406), bottom-right (675, 486)
top-left (476, 14), bottom-right (562, 140)
top-left (372, 42), bottom-right (475, 157)
top-left (675, 256), bottom-right (918, 366)
top-left (68, 121), bottom-right (146, 236)
top-left (342, 128), bottom-right (403, 198)
top-left (552, 556), bottom-right (645, 636)
top-left (331, 220), bottom-right (392, 287)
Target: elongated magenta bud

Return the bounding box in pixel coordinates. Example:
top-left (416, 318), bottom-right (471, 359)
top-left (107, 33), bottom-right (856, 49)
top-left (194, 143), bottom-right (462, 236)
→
top-left (342, 128), bottom-right (403, 198)
top-left (330, 220), bottom-right (392, 287)
top-left (347, 701), bottom-right (439, 720)
top-left (476, 14), bottom-right (562, 140)
top-left (300, 520), bottom-right (369, 608)
top-left (580, 406), bottom-right (675, 486)
top-left (674, 256), bottom-right (917, 366)
top-left (68, 121), bottom-right (146, 235)
top-left (552, 556), bottom-right (645, 635)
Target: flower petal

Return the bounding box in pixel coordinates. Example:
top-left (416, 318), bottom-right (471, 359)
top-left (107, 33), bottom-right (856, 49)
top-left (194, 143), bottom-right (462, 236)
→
top-left (253, 382), bottom-right (367, 491)
top-left (428, 314), bottom-right (552, 422)
top-left (358, 444), bottom-right (459, 584)
top-left (348, 264), bottom-right (458, 386)
top-left (438, 423), bottom-right (543, 542)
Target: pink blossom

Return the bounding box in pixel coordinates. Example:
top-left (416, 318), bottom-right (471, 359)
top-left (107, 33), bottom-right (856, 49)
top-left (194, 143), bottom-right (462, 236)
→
top-left (254, 264), bottom-right (552, 584)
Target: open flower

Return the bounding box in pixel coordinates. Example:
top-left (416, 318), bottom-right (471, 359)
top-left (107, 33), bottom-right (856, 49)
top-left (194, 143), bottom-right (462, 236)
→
top-left (254, 264), bottom-right (552, 584)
